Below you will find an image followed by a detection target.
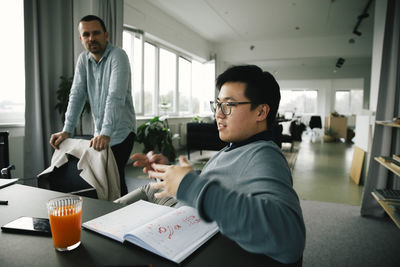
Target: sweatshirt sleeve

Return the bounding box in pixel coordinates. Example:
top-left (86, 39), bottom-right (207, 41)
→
top-left (177, 147), bottom-right (305, 264)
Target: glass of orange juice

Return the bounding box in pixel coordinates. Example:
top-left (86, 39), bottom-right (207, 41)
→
top-left (47, 195), bottom-right (83, 251)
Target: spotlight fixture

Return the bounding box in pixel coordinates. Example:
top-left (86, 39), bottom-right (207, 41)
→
top-left (353, 0), bottom-right (373, 36)
top-left (336, 57), bottom-right (345, 68)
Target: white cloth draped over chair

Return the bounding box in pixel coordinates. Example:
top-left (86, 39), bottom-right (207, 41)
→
top-left (38, 138), bottom-right (121, 201)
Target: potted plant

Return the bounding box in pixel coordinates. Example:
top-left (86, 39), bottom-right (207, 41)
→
top-left (135, 116), bottom-right (176, 162)
top-left (54, 76), bottom-right (91, 135)
top-left (323, 127), bottom-right (337, 142)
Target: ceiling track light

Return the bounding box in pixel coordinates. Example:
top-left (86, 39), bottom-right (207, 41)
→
top-left (353, 0), bottom-right (373, 36)
top-left (336, 57), bottom-right (345, 68)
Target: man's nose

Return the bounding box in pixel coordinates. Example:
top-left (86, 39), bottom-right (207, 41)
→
top-left (215, 107), bottom-right (225, 119)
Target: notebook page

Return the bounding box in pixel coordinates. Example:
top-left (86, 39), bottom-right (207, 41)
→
top-left (83, 200), bottom-right (174, 242)
top-left (124, 206), bottom-right (218, 263)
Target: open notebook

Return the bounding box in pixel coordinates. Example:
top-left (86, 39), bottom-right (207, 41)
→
top-left (83, 200), bottom-right (219, 263)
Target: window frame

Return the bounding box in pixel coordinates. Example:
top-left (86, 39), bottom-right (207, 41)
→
top-left (123, 27), bottom-right (213, 118)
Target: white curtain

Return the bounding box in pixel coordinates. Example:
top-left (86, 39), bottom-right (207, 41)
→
top-left (99, 0), bottom-right (123, 47)
top-left (24, 0), bottom-right (75, 184)
top-left (361, 0), bottom-right (400, 217)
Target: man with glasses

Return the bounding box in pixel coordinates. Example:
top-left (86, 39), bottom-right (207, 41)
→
top-left (127, 65), bottom-right (305, 265)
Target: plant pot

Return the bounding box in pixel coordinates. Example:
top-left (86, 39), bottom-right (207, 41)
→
top-left (323, 135), bottom-right (336, 142)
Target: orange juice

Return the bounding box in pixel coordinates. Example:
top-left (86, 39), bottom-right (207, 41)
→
top-left (47, 196), bottom-right (83, 251)
top-left (49, 206), bottom-right (82, 248)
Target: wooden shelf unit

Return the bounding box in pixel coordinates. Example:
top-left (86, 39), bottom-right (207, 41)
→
top-left (375, 121), bottom-right (400, 128)
top-left (371, 192), bottom-right (400, 228)
top-left (374, 156), bottom-right (400, 177)
top-left (373, 121), bottom-right (400, 228)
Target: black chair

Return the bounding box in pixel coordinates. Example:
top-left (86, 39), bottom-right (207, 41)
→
top-left (38, 154), bottom-right (98, 198)
top-left (186, 121), bottom-right (227, 159)
top-left (0, 132), bottom-right (15, 178)
top-left (309, 116), bottom-right (322, 130)
top-left (273, 124), bottom-right (294, 151)
top-left (289, 121), bottom-right (306, 141)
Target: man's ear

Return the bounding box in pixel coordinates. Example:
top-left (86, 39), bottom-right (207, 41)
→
top-left (105, 31), bottom-right (109, 41)
top-left (256, 104), bottom-right (270, 122)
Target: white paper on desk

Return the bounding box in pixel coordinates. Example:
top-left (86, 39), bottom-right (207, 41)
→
top-left (124, 205), bottom-right (218, 263)
top-left (82, 200), bottom-right (174, 242)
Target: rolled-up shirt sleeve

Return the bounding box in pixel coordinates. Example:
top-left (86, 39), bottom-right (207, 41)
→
top-left (100, 50), bottom-right (131, 137)
top-left (63, 54), bottom-right (87, 134)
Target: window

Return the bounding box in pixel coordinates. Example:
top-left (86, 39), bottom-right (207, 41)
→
top-left (123, 31), bottom-right (143, 114)
top-left (192, 60), bottom-right (215, 114)
top-left (122, 28), bottom-right (214, 117)
top-left (279, 90), bottom-right (318, 116)
top-left (0, 0), bottom-right (25, 124)
top-left (159, 48), bottom-right (176, 114)
top-left (143, 42), bottom-right (156, 116)
top-left (335, 90), bottom-right (363, 115)
top-left (178, 57), bottom-right (191, 114)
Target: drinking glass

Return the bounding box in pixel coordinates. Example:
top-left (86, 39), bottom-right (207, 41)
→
top-left (47, 195), bottom-right (83, 251)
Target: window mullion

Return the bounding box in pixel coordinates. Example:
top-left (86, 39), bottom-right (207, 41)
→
top-left (174, 55), bottom-right (179, 115)
top-left (154, 47), bottom-right (160, 116)
top-left (140, 34), bottom-right (145, 115)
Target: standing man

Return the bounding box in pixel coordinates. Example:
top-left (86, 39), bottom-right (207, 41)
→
top-left (50, 15), bottom-right (136, 196)
top-left (131, 65), bottom-right (305, 265)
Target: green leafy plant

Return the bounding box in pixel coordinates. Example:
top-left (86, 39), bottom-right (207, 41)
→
top-left (324, 127), bottom-right (336, 137)
top-left (191, 115), bottom-right (203, 123)
top-left (135, 116), bottom-right (176, 162)
top-left (54, 76), bottom-right (91, 134)
top-left (55, 76), bottom-right (91, 123)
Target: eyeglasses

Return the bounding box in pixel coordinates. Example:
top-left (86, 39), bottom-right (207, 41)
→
top-left (209, 101), bottom-right (253, 116)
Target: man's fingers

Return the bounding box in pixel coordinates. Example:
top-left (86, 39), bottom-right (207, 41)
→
top-left (148, 170), bottom-right (164, 180)
top-left (154, 191), bottom-right (166, 199)
top-left (150, 181), bottom-right (164, 190)
top-left (151, 163), bottom-right (169, 172)
top-left (131, 153), bottom-right (147, 161)
top-left (179, 156), bottom-right (190, 167)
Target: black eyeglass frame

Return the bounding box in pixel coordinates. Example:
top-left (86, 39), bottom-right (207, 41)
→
top-left (209, 101), bottom-right (253, 115)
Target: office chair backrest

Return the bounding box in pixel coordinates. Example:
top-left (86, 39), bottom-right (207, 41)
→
top-left (309, 116), bottom-right (322, 129)
top-left (0, 132), bottom-right (11, 178)
top-left (38, 154), bottom-right (98, 198)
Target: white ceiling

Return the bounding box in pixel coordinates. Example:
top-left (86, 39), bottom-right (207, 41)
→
top-left (147, 0), bottom-right (374, 76)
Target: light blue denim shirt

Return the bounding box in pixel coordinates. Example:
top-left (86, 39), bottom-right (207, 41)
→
top-left (63, 42), bottom-right (136, 146)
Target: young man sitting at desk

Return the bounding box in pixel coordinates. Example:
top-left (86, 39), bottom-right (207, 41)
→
top-left (125, 65), bottom-right (306, 265)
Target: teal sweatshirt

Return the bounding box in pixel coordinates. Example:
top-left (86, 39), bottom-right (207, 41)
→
top-left (177, 137), bottom-right (305, 264)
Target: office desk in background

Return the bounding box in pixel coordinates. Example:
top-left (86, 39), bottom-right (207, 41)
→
top-left (0, 184), bottom-right (287, 267)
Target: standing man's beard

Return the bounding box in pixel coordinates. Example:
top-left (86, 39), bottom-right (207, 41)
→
top-left (88, 41), bottom-right (102, 54)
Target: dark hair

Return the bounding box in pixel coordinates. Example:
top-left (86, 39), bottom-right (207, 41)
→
top-left (216, 65), bottom-right (281, 128)
top-left (79, 15), bottom-right (107, 32)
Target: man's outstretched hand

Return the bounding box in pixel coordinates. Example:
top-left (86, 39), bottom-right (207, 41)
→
top-left (148, 156), bottom-right (193, 198)
top-left (130, 151), bottom-right (169, 173)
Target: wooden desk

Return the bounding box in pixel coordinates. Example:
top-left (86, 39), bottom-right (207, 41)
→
top-left (0, 184), bottom-right (291, 267)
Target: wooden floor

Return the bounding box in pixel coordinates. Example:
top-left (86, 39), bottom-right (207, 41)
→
top-left (292, 140), bottom-right (364, 205)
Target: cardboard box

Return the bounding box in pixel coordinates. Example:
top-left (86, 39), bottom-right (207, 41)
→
top-left (325, 116), bottom-right (347, 139)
